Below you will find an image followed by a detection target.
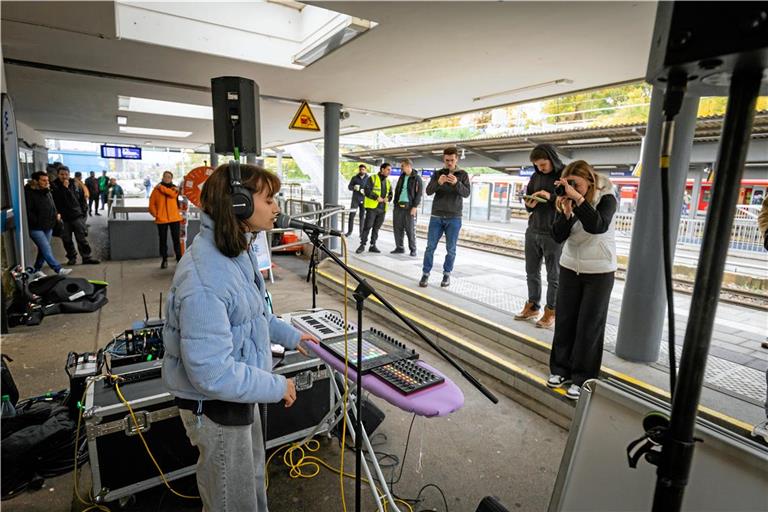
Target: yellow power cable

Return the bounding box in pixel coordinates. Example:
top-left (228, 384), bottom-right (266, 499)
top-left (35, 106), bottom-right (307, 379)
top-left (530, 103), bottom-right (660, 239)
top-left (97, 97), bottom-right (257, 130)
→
top-left (341, 235), bottom-right (350, 512)
top-left (111, 377), bottom-right (200, 500)
top-left (264, 439), bottom-right (414, 512)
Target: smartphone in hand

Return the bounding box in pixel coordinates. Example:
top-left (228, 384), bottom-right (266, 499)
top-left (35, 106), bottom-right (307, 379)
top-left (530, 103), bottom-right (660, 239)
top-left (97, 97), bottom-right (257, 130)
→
top-left (523, 194), bottom-right (548, 203)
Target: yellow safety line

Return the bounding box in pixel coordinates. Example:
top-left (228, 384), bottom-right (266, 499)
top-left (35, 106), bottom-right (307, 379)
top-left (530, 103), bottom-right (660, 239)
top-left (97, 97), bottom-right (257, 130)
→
top-left (317, 267), bottom-right (754, 432)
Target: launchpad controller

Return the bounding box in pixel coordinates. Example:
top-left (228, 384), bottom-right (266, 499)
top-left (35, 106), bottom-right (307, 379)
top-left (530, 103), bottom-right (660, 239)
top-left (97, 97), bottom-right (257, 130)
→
top-left (371, 359), bottom-right (445, 395)
top-left (291, 310), bottom-right (358, 340)
top-left (320, 327), bottom-right (418, 374)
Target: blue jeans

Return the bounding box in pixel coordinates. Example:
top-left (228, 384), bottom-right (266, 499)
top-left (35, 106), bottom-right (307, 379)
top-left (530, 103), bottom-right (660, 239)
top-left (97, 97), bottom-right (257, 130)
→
top-left (422, 216), bottom-right (461, 275)
top-left (29, 229), bottom-right (62, 272)
top-left (179, 407), bottom-right (268, 511)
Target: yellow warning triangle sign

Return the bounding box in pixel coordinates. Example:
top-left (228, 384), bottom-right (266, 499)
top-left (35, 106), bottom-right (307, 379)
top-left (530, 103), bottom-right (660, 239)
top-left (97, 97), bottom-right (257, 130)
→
top-left (289, 101), bottom-right (321, 131)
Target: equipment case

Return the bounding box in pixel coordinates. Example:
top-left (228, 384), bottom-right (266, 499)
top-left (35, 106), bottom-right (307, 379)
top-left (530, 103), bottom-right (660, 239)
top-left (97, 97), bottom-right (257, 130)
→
top-left (83, 354), bottom-right (334, 502)
top-left (83, 367), bottom-right (197, 503)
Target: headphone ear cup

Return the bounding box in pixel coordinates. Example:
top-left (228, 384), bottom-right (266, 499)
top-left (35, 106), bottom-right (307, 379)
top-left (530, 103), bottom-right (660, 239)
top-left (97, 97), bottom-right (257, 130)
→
top-left (230, 186), bottom-right (253, 220)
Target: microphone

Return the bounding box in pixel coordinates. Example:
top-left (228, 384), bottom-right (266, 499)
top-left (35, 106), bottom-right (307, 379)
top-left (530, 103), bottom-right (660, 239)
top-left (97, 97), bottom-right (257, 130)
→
top-left (275, 213), bottom-right (344, 237)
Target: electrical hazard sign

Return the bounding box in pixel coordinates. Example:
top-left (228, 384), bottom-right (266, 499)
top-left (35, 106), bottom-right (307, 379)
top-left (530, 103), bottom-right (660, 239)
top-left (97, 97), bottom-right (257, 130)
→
top-left (289, 101), bottom-right (320, 131)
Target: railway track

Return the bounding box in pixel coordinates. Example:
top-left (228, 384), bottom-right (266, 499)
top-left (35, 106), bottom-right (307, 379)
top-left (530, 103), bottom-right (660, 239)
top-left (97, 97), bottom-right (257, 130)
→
top-left (379, 224), bottom-right (768, 311)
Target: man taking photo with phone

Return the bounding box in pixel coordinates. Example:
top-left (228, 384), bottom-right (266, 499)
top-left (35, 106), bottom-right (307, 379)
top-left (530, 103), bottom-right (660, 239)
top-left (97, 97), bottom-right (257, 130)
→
top-left (514, 144), bottom-right (564, 328)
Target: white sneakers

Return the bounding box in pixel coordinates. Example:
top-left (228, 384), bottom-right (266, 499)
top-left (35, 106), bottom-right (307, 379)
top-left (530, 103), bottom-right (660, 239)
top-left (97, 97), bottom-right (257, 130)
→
top-left (565, 384), bottom-right (581, 400)
top-left (32, 268), bottom-right (72, 280)
top-left (547, 374), bottom-right (581, 400)
top-left (546, 374), bottom-right (569, 388)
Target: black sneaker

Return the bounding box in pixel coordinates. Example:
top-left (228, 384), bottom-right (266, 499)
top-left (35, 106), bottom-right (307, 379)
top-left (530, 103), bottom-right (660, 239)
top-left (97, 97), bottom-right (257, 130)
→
top-left (409, 250), bottom-right (417, 257)
top-left (418, 274), bottom-right (429, 287)
top-left (355, 245), bottom-right (365, 254)
top-left (369, 246), bottom-right (381, 253)
top-left (160, 258), bottom-right (168, 269)
top-left (67, 258), bottom-right (77, 265)
top-left (390, 248), bottom-right (405, 254)
top-left (440, 274), bottom-right (450, 287)
top-left (82, 258), bottom-right (100, 265)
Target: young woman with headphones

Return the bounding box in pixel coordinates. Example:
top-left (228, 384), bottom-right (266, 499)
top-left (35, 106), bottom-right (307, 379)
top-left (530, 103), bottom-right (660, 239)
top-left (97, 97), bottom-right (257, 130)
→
top-left (546, 160), bottom-right (618, 400)
top-left (161, 161), bottom-right (318, 511)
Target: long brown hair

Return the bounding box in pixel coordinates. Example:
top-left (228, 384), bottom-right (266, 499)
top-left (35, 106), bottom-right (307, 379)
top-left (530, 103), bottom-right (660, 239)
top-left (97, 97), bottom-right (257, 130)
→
top-left (561, 160), bottom-right (601, 205)
top-left (200, 163), bottom-right (281, 257)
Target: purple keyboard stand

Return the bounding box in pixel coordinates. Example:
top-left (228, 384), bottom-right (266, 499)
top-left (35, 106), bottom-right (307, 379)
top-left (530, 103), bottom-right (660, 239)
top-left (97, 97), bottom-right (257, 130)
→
top-left (308, 343), bottom-right (464, 418)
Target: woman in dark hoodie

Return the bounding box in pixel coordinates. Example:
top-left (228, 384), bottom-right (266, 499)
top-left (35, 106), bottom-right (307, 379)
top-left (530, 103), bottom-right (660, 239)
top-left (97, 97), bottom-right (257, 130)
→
top-left (25, 171), bottom-right (71, 278)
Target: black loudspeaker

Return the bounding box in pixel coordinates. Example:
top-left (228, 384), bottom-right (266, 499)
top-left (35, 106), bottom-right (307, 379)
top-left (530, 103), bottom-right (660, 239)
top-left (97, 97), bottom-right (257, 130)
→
top-left (646, 2), bottom-right (768, 95)
top-left (211, 76), bottom-right (260, 155)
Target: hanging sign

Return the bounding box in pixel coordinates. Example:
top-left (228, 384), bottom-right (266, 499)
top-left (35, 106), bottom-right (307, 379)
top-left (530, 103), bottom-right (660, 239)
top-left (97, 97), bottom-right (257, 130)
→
top-left (289, 101), bottom-right (320, 131)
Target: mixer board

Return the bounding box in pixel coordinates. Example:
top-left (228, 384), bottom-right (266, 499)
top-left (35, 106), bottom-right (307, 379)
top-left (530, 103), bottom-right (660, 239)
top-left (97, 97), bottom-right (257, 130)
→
top-left (371, 359), bottom-right (445, 395)
top-left (320, 327), bottom-right (418, 374)
top-left (291, 310), bottom-right (358, 340)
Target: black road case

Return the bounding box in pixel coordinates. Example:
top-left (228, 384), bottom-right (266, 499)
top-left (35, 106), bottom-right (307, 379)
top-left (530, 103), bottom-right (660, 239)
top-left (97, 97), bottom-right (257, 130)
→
top-left (83, 367), bottom-right (197, 504)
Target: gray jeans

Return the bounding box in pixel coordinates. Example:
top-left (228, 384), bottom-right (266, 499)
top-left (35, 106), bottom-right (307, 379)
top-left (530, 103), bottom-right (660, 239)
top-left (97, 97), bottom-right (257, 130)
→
top-left (524, 230), bottom-right (562, 309)
top-left (179, 407), bottom-right (268, 512)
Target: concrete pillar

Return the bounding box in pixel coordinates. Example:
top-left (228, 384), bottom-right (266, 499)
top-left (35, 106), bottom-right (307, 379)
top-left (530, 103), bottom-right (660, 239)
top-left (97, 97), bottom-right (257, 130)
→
top-left (615, 88), bottom-right (700, 362)
top-left (209, 144), bottom-right (218, 167)
top-left (323, 102), bottom-right (341, 249)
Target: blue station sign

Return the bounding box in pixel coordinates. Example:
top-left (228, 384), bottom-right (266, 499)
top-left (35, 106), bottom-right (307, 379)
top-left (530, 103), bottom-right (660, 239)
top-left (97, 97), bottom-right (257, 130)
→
top-left (101, 145), bottom-right (142, 160)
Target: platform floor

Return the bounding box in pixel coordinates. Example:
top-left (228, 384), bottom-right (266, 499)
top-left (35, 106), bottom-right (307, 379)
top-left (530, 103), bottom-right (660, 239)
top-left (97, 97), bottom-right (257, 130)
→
top-left (342, 224), bottom-right (768, 426)
top-left (2, 214), bottom-right (566, 512)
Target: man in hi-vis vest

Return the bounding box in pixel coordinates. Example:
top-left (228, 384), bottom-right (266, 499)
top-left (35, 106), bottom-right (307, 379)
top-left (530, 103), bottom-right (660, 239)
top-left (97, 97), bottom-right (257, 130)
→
top-left (356, 163), bottom-right (393, 254)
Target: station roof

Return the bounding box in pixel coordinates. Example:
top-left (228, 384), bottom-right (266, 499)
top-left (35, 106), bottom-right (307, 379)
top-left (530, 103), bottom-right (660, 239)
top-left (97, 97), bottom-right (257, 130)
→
top-left (1, 1), bottom-right (657, 151)
top-left (341, 111), bottom-right (768, 170)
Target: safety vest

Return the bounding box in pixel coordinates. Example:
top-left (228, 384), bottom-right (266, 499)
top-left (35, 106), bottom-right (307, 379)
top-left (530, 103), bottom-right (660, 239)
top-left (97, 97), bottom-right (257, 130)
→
top-left (363, 174), bottom-right (391, 212)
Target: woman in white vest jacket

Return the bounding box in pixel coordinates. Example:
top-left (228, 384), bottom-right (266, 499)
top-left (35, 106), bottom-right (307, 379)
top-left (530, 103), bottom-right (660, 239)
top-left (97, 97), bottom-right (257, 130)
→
top-left (546, 160), bottom-right (617, 400)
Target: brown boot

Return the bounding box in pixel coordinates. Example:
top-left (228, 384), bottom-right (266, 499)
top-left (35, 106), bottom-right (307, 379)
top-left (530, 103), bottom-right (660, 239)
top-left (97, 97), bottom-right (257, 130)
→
top-left (514, 301), bottom-right (540, 320)
top-left (536, 306), bottom-right (555, 328)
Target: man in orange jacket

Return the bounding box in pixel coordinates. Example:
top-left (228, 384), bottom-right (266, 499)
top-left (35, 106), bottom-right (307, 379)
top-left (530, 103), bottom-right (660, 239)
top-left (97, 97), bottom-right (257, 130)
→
top-left (149, 171), bottom-right (183, 268)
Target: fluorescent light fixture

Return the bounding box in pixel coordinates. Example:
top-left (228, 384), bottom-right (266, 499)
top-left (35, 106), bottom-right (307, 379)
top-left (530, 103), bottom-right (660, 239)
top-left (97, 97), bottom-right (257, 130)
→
top-left (473, 78), bottom-right (573, 102)
top-left (566, 137), bottom-right (612, 144)
top-left (593, 165), bottom-right (617, 169)
top-left (119, 126), bottom-right (192, 138)
top-left (116, 115), bottom-right (128, 125)
top-left (293, 17), bottom-right (376, 67)
top-left (118, 96), bottom-right (213, 120)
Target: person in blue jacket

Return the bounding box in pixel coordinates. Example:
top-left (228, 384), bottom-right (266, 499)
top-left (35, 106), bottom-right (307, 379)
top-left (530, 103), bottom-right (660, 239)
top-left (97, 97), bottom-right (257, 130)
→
top-left (162, 162), bottom-right (318, 511)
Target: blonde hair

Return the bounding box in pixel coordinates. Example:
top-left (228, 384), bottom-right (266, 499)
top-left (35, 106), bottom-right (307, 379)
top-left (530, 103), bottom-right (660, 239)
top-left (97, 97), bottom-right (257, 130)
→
top-left (561, 160), bottom-right (601, 205)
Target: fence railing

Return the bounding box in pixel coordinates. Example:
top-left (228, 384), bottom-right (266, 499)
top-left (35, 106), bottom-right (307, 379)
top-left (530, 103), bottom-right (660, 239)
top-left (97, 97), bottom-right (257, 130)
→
top-left (613, 213), bottom-right (765, 253)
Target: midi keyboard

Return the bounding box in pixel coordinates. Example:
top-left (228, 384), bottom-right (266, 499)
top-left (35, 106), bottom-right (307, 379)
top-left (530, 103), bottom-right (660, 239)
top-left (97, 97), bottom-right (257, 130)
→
top-left (371, 359), bottom-right (445, 395)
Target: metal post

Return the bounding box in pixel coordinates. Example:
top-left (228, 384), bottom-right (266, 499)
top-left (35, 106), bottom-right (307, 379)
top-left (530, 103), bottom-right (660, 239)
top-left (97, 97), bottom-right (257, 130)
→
top-left (615, 88), bottom-right (699, 362)
top-left (652, 69), bottom-right (761, 512)
top-left (323, 102), bottom-right (341, 251)
top-left (209, 144), bottom-right (218, 167)
top-left (246, 153), bottom-right (256, 164)
top-left (487, 183), bottom-right (493, 221)
top-left (276, 149), bottom-right (284, 182)
top-left (689, 169), bottom-right (703, 218)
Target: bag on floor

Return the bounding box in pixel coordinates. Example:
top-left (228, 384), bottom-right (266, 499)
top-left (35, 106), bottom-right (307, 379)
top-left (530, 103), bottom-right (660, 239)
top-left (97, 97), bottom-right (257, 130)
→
top-left (28, 275), bottom-right (109, 316)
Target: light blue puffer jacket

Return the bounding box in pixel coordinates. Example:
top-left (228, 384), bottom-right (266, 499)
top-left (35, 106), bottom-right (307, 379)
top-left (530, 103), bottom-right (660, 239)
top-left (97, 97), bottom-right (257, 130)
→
top-left (161, 213), bottom-right (300, 404)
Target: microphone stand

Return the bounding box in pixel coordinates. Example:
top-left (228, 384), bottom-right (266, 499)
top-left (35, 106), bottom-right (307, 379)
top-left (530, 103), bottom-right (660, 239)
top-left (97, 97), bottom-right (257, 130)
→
top-left (302, 228), bottom-right (499, 512)
top-left (305, 242), bottom-right (319, 309)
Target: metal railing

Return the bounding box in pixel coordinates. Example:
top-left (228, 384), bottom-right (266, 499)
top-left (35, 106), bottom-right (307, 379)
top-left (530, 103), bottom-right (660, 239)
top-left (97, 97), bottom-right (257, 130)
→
top-left (270, 201), bottom-right (349, 253)
top-left (613, 213), bottom-right (765, 253)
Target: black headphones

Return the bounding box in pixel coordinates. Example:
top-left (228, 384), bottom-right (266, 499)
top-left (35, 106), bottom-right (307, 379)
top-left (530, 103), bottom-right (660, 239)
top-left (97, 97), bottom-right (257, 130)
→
top-left (228, 160), bottom-right (253, 220)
